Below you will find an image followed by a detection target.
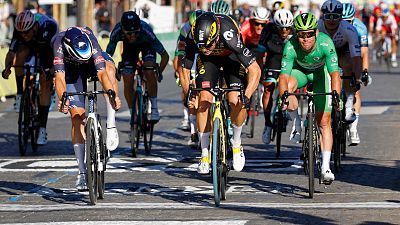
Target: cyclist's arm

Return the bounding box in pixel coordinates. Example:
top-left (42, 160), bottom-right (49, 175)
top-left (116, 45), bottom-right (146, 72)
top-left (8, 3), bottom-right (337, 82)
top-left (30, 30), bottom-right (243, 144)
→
top-left (4, 51), bottom-right (15, 70)
top-left (324, 37), bottom-right (341, 94)
top-left (97, 69), bottom-right (114, 92)
top-left (278, 41), bottom-right (295, 97)
top-left (347, 24), bottom-right (362, 81)
top-left (54, 71), bottom-right (67, 100)
top-left (361, 47), bottom-right (369, 71)
top-left (179, 67), bottom-right (191, 96)
top-left (106, 23), bottom-right (121, 56)
top-left (159, 50), bottom-right (169, 73)
top-left (246, 61), bottom-right (261, 98)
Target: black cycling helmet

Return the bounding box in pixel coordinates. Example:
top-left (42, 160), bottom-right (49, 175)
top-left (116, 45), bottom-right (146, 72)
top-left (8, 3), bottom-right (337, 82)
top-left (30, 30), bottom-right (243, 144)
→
top-left (121, 11), bottom-right (141, 32)
top-left (191, 12), bottom-right (220, 48)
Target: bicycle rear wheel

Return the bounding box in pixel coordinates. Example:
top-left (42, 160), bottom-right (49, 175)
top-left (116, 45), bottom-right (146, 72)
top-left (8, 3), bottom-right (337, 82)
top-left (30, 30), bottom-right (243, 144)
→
top-left (212, 119), bottom-right (221, 207)
top-left (308, 114), bottom-right (315, 199)
top-left (18, 91), bottom-right (30, 156)
top-left (85, 118), bottom-right (98, 205)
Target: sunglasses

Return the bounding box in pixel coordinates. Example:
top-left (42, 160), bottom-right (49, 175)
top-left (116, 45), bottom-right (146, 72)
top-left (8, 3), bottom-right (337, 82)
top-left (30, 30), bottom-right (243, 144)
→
top-left (297, 31), bottom-right (316, 39)
top-left (254, 21), bottom-right (266, 27)
top-left (278, 27), bottom-right (291, 32)
top-left (125, 30), bottom-right (139, 36)
top-left (323, 13), bottom-right (341, 21)
top-left (21, 28), bottom-right (33, 34)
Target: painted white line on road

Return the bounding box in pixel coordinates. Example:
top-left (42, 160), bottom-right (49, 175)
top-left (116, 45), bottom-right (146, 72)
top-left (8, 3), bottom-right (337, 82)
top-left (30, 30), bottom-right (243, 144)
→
top-left (48, 111), bottom-right (69, 119)
top-left (0, 202), bottom-right (399, 212)
top-left (3, 221), bottom-right (248, 225)
top-left (0, 113), bottom-right (6, 118)
top-left (361, 106), bottom-right (390, 115)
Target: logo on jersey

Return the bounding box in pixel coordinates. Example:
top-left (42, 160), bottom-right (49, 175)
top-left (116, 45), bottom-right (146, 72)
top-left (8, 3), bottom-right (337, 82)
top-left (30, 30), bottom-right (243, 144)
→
top-left (223, 29), bottom-right (234, 40)
top-left (53, 57), bottom-right (63, 65)
top-left (331, 56), bottom-right (338, 63)
top-left (281, 61), bottom-right (287, 68)
top-left (313, 56), bottom-right (320, 61)
top-left (243, 48), bottom-right (252, 57)
top-left (201, 81), bottom-right (210, 88)
top-left (199, 30), bottom-right (204, 41)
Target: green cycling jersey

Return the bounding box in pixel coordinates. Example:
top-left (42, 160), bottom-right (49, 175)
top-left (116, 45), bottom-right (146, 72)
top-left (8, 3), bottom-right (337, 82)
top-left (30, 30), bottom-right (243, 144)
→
top-left (280, 32), bottom-right (340, 112)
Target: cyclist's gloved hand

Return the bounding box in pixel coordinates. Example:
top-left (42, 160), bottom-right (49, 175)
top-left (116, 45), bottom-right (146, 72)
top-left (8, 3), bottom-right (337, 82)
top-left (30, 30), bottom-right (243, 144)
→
top-left (58, 99), bottom-right (70, 114)
top-left (2, 69), bottom-right (11, 79)
top-left (242, 95), bottom-right (251, 109)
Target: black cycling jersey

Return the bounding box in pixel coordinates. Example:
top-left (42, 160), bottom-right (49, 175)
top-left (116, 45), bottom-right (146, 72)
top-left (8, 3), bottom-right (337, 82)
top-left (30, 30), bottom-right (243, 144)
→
top-left (258, 23), bottom-right (293, 70)
top-left (184, 14), bottom-right (256, 69)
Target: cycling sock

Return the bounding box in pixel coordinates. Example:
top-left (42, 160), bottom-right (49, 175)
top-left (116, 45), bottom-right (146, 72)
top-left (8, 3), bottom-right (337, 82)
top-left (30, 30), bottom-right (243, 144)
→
top-left (350, 113), bottom-right (359, 132)
top-left (183, 107), bottom-right (189, 121)
top-left (38, 105), bottom-right (50, 128)
top-left (345, 93), bottom-right (355, 112)
top-left (189, 115), bottom-right (196, 134)
top-left (288, 110), bottom-right (301, 131)
top-left (321, 151), bottom-right (331, 171)
top-left (105, 96), bottom-right (116, 128)
top-left (16, 76), bottom-right (24, 95)
top-left (73, 143), bottom-right (86, 174)
top-left (150, 97), bottom-right (158, 110)
top-left (392, 53), bottom-right (397, 61)
top-left (198, 132), bottom-right (210, 157)
top-left (232, 124), bottom-right (243, 148)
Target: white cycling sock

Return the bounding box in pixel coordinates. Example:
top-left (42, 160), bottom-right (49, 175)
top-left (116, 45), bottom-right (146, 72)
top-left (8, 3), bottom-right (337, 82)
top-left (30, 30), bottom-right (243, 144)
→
top-left (232, 124), bottom-right (243, 148)
top-left (183, 107), bottom-right (189, 121)
top-left (392, 53), bottom-right (397, 61)
top-left (150, 97), bottom-right (158, 110)
top-left (350, 113), bottom-right (359, 132)
top-left (189, 115), bottom-right (196, 135)
top-left (105, 96), bottom-right (115, 128)
top-left (73, 143), bottom-right (86, 174)
top-left (321, 150), bottom-right (331, 171)
top-left (198, 132), bottom-right (210, 157)
top-left (289, 110), bottom-right (301, 131)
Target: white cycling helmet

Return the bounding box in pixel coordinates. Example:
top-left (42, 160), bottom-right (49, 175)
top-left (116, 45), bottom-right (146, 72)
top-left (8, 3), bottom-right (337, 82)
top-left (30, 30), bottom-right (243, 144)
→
top-left (274, 9), bottom-right (294, 27)
top-left (250, 7), bottom-right (270, 21)
top-left (15, 10), bottom-right (36, 32)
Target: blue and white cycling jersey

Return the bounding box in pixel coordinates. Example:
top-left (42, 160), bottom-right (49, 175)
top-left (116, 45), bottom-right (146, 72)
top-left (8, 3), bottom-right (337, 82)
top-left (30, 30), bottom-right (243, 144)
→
top-left (352, 18), bottom-right (368, 47)
top-left (318, 19), bottom-right (361, 57)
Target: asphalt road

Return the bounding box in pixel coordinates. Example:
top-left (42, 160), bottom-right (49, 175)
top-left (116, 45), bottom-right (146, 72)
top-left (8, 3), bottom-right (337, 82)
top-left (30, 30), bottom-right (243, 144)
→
top-left (0, 60), bottom-right (399, 224)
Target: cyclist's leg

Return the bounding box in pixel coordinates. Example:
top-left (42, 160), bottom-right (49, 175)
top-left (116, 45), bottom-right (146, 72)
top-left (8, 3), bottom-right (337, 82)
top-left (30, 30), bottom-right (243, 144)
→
top-left (286, 68), bottom-right (307, 143)
top-left (225, 61), bottom-right (246, 171)
top-left (102, 53), bottom-right (119, 150)
top-left (37, 46), bottom-right (54, 145)
top-left (338, 52), bottom-right (356, 122)
top-left (313, 66), bottom-right (335, 181)
top-left (261, 71), bottom-right (277, 127)
top-left (142, 48), bottom-right (160, 121)
top-left (391, 34), bottom-right (398, 66)
top-left (195, 55), bottom-right (219, 174)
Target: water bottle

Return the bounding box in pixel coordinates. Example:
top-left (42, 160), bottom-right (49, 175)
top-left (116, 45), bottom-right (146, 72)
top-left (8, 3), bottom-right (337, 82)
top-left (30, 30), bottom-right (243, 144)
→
top-left (227, 117), bottom-right (233, 136)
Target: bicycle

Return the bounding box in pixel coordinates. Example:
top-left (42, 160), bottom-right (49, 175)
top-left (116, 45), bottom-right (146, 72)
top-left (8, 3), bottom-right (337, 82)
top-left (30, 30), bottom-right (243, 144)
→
top-left (190, 83), bottom-right (244, 207)
top-left (118, 61), bottom-right (162, 157)
top-left (61, 81), bottom-right (116, 205)
top-left (5, 64), bottom-right (43, 156)
top-left (281, 90), bottom-right (339, 198)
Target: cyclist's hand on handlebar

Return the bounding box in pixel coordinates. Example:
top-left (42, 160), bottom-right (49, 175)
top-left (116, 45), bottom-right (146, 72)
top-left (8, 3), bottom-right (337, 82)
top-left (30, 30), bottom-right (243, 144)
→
top-left (58, 99), bottom-right (69, 114)
top-left (242, 95), bottom-right (251, 109)
top-left (114, 96), bottom-right (122, 111)
top-left (1, 68), bottom-right (11, 79)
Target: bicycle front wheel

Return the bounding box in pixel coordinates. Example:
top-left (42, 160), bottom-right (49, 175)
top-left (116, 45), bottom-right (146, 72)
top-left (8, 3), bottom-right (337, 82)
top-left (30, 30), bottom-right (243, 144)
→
top-left (85, 118), bottom-right (98, 205)
top-left (30, 94), bottom-right (40, 152)
top-left (212, 119), bottom-right (222, 207)
top-left (97, 127), bottom-right (106, 200)
top-left (18, 91), bottom-right (30, 156)
top-left (308, 114), bottom-right (315, 199)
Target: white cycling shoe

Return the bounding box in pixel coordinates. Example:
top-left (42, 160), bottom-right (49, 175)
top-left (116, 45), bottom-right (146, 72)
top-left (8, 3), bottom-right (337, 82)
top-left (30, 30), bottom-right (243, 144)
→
top-left (76, 173), bottom-right (88, 191)
top-left (197, 157), bottom-right (210, 174)
top-left (106, 127), bottom-right (119, 151)
top-left (348, 130), bottom-right (360, 146)
top-left (262, 126), bottom-right (273, 144)
top-left (321, 169), bottom-right (335, 184)
top-left (232, 146), bottom-right (245, 172)
top-left (289, 126), bottom-right (301, 144)
top-left (37, 127), bottom-right (48, 145)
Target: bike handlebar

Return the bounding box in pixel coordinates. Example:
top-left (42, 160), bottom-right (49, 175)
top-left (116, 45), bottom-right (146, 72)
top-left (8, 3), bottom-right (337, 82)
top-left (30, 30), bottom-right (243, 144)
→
top-left (280, 90), bottom-right (340, 110)
top-left (60, 89), bottom-right (117, 114)
top-left (189, 84), bottom-right (245, 103)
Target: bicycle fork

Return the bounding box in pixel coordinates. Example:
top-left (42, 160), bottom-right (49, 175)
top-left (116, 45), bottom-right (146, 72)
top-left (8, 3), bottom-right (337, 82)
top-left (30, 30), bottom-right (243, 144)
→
top-left (210, 102), bottom-right (226, 165)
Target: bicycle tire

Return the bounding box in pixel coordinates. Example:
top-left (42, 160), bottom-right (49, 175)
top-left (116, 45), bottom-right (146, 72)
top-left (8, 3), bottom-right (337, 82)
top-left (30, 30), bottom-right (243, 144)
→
top-left (276, 111), bottom-right (283, 159)
top-left (144, 122), bottom-right (154, 155)
top-left (212, 119), bottom-right (221, 207)
top-left (18, 91), bottom-right (30, 156)
top-left (85, 117), bottom-right (98, 205)
top-left (30, 94), bottom-right (40, 152)
top-left (248, 93), bottom-right (257, 138)
top-left (131, 94), bottom-right (139, 157)
top-left (308, 113), bottom-right (315, 199)
top-left (98, 128), bottom-right (106, 200)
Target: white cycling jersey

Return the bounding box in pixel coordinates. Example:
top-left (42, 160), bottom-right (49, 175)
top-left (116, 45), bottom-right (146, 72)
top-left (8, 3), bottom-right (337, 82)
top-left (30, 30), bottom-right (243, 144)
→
top-left (318, 19), bottom-right (361, 58)
top-left (376, 14), bottom-right (398, 34)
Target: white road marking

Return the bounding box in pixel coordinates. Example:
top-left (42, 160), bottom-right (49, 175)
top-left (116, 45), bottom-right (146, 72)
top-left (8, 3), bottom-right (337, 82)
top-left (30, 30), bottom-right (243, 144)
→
top-left (47, 111), bottom-right (69, 119)
top-left (360, 106), bottom-right (390, 115)
top-left (3, 221), bottom-right (247, 225)
top-left (0, 202), bottom-right (399, 212)
top-left (0, 113), bottom-right (6, 118)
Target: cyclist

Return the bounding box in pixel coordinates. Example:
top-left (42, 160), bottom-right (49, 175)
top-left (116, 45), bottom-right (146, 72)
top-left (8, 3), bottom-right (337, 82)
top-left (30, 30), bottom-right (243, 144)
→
top-left (183, 12), bottom-right (261, 174)
top-left (2, 10), bottom-right (58, 145)
top-left (210, 0), bottom-right (230, 15)
top-left (376, 7), bottom-right (398, 67)
top-left (106, 11), bottom-right (169, 121)
top-left (257, 9), bottom-right (294, 144)
top-left (279, 13), bottom-right (341, 183)
top-left (241, 7), bottom-right (271, 51)
top-left (54, 27), bottom-right (121, 191)
top-left (342, 3), bottom-right (369, 145)
top-left (174, 10), bottom-right (204, 147)
top-left (318, 0), bottom-right (362, 125)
